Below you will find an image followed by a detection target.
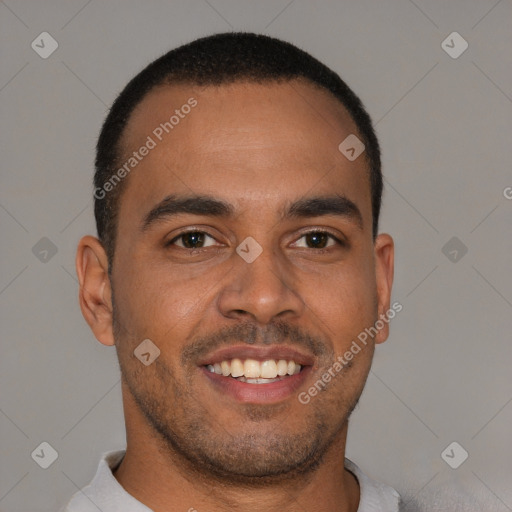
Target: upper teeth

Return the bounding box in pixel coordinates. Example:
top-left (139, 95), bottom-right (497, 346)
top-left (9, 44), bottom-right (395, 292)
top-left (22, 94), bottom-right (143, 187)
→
top-left (206, 358), bottom-right (302, 379)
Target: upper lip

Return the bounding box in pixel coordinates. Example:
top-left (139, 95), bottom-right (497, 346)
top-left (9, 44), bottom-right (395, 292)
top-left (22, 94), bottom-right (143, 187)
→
top-left (197, 345), bottom-right (315, 367)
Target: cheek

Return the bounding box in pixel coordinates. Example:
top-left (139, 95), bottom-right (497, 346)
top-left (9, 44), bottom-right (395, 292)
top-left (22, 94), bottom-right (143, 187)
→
top-left (310, 257), bottom-right (377, 350)
top-left (111, 250), bottom-right (216, 351)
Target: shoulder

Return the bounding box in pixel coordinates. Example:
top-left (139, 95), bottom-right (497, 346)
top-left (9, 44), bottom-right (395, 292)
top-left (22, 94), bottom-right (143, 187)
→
top-left (60, 450), bottom-right (143, 512)
top-left (345, 458), bottom-right (401, 512)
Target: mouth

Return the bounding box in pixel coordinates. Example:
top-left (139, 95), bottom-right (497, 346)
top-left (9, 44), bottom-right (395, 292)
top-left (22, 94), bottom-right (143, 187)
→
top-left (198, 346), bottom-right (314, 403)
top-left (205, 358), bottom-right (303, 384)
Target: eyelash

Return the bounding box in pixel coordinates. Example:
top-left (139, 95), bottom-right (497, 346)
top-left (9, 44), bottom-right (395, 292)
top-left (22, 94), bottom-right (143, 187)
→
top-left (166, 229), bottom-right (345, 253)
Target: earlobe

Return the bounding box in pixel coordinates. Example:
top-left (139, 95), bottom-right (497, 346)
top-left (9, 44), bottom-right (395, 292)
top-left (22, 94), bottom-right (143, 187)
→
top-left (75, 236), bottom-right (115, 346)
top-left (373, 233), bottom-right (394, 344)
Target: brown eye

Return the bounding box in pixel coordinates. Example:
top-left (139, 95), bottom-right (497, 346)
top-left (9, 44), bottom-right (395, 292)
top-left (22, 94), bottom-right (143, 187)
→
top-left (305, 232), bottom-right (330, 249)
top-left (294, 231), bottom-right (343, 250)
top-left (168, 231), bottom-right (217, 249)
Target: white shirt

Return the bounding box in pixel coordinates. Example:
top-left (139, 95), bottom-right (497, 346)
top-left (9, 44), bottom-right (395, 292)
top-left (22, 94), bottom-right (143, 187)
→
top-left (61, 450), bottom-right (400, 512)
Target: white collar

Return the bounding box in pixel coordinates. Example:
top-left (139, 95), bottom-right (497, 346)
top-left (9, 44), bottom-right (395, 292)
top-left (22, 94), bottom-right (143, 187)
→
top-left (62, 450), bottom-right (400, 512)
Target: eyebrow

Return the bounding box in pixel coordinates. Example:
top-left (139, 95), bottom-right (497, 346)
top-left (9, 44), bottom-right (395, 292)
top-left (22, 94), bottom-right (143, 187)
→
top-left (141, 193), bottom-right (363, 231)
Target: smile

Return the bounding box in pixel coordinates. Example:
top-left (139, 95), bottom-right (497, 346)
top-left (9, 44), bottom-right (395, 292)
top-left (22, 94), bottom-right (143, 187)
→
top-left (205, 358), bottom-right (302, 384)
top-left (199, 346), bottom-right (314, 403)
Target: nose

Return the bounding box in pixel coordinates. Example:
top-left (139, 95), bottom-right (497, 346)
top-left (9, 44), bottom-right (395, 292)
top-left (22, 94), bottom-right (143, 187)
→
top-left (217, 241), bottom-right (305, 325)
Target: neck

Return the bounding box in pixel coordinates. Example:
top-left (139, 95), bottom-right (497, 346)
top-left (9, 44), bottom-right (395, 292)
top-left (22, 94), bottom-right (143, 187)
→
top-left (114, 387), bottom-right (360, 512)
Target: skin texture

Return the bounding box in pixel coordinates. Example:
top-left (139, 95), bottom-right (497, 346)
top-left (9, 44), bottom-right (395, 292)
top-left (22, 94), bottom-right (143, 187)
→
top-left (76, 79), bottom-right (394, 512)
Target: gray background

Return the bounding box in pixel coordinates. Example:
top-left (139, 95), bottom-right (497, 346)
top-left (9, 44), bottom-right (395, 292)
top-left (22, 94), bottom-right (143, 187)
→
top-left (1, 1), bottom-right (511, 511)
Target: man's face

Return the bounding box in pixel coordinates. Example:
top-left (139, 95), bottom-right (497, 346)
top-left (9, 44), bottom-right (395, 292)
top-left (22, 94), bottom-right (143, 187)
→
top-left (109, 80), bottom-right (391, 480)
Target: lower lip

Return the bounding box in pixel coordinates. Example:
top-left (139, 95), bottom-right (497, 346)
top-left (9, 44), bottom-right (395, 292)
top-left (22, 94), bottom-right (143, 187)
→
top-left (201, 366), bottom-right (311, 403)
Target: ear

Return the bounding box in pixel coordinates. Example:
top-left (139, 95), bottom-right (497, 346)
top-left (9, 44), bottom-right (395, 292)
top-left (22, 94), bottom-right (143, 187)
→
top-left (75, 235), bottom-right (115, 346)
top-left (373, 233), bottom-right (394, 344)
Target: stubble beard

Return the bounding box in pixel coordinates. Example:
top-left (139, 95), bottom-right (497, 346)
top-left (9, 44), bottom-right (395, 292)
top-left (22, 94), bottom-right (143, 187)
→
top-left (112, 299), bottom-right (367, 486)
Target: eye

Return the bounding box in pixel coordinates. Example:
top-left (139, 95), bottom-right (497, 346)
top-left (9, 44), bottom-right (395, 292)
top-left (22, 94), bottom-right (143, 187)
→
top-left (166, 229), bottom-right (345, 252)
top-left (167, 231), bottom-right (219, 249)
top-left (293, 230), bottom-right (344, 250)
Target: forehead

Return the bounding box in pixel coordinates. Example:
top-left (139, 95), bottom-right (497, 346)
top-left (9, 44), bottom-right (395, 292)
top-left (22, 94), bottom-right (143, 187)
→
top-left (121, 79), bottom-right (360, 156)
top-left (117, 80), bottom-right (371, 227)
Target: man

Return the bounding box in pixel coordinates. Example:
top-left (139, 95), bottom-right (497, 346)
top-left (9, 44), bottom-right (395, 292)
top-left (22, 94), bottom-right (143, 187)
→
top-left (64, 32), bottom-right (398, 511)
